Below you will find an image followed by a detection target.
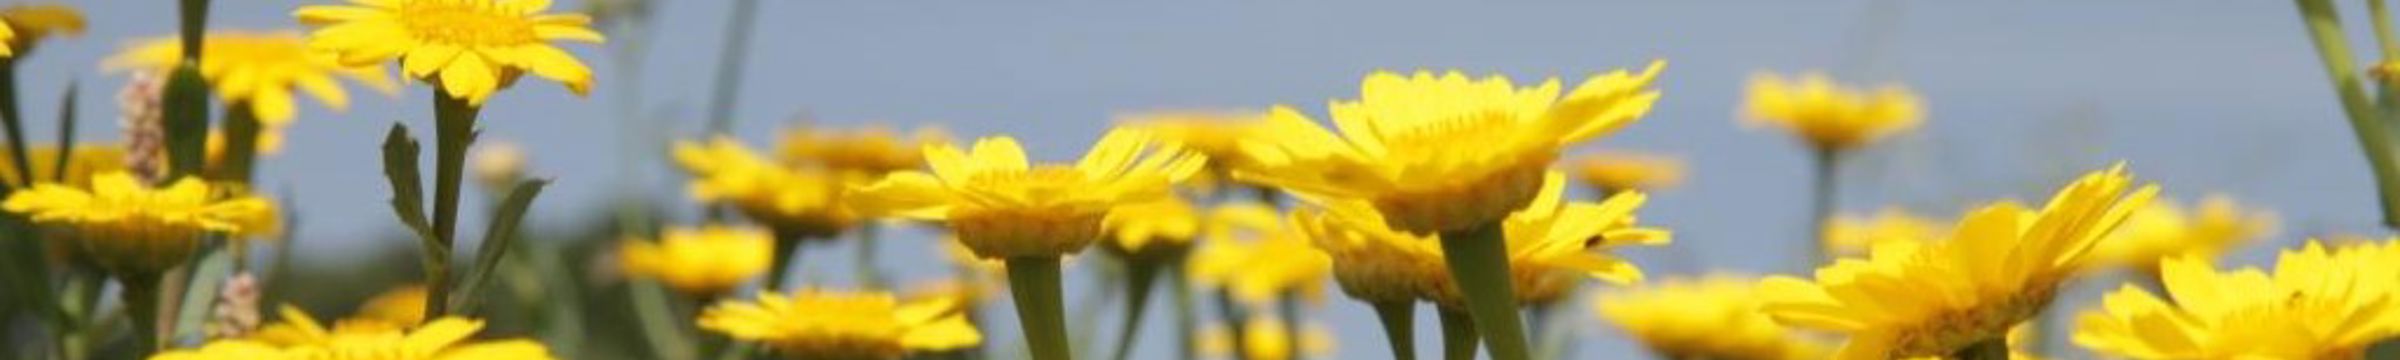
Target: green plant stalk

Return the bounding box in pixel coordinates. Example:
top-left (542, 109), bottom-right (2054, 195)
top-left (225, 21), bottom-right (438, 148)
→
top-left (1007, 256), bottom-right (1072, 360)
top-left (1436, 308), bottom-right (1477, 360)
top-left (1169, 265), bottom-right (1197, 360)
top-left (765, 229), bottom-right (807, 291)
top-left (210, 103), bottom-right (263, 184)
top-left (2375, 0), bottom-right (2399, 60)
top-left (1952, 337), bottom-right (2009, 360)
top-left (1276, 294), bottom-right (1303, 360)
top-left (1370, 301), bottom-right (1418, 360)
top-left (177, 0), bottom-right (210, 59)
top-left (161, 66), bottom-right (211, 179)
top-left (701, 0), bottom-right (760, 135)
top-left (2298, 0), bottom-right (2400, 229)
top-left (1435, 221), bottom-right (1529, 360)
top-left (1107, 260), bottom-right (1163, 360)
top-left (1806, 148), bottom-right (1838, 265)
top-left (427, 89), bottom-right (481, 318)
top-left (1212, 289), bottom-right (1250, 360)
top-left (122, 273), bottom-right (164, 358)
top-left (628, 279), bottom-right (696, 360)
top-left (857, 223), bottom-right (884, 290)
top-left (54, 269), bottom-right (100, 360)
top-left (1533, 299), bottom-right (1576, 360)
top-left (0, 60), bottom-right (34, 188)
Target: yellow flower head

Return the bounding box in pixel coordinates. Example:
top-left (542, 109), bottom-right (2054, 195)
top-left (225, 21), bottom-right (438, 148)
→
top-left (1299, 172), bottom-right (1666, 307)
top-left (2074, 240), bottom-right (2400, 359)
top-left (1566, 150), bottom-right (1685, 193)
top-left (1596, 275), bottom-right (1829, 360)
top-left (1188, 203), bottom-right (1332, 305)
top-left (1743, 71), bottom-right (1923, 151)
top-left (294, 0), bottom-right (604, 105)
top-left (1100, 195), bottom-right (1202, 256)
top-left (1293, 202), bottom-right (1446, 305)
top-left (1822, 207), bottom-right (1948, 258)
top-left (698, 289), bottom-right (982, 359)
top-left (1759, 165), bottom-right (2156, 359)
top-left (4, 171), bottom-right (277, 274)
top-left (1237, 62), bottom-right (1665, 235)
top-left (0, 144), bottom-right (126, 187)
top-left (105, 31), bottom-right (399, 125)
top-left (0, 4), bottom-right (85, 57)
top-left (1121, 110), bottom-right (1271, 173)
top-left (167, 307), bottom-right (555, 360)
top-left (2084, 195), bottom-right (2276, 272)
top-left (777, 124), bottom-right (950, 175)
top-left (852, 129), bottom-right (1206, 259)
top-left (1197, 317), bottom-right (1337, 360)
top-left (354, 284), bottom-right (430, 328)
top-left (619, 225), bottom-right (773, 296)
top-left (674, 137), bottom-right (865, 238)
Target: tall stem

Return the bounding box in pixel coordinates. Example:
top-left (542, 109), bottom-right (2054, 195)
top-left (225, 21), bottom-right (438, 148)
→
top-left (765, 228), bottom-right (806, 291)
top-left (426, 90), bottom-right (481, 318)
top-left (856, 223), bottom-right (884, 289)
top-left (1212, 290), bottom-right (1250, 360)
top-left (0, 60), bottom-right (31, 188)
top-left (2298, 0), bottom-right (2400, 229)
top-left (1169, 266), bottom-right (1197, 360)
top-left (1370, 301), bottom-right (1418, 360)
top-left (1108, 261), bottom-right (1163, 360)
top-left (210, 103), bottom-right (262, 183)
top-left (1436, 308), bottom-right (1477, 360)
top-left (1806, 149), bottom-right (1839, 265)
top-left (701, 0), bottom-right (760, 135)
top-left (121, 273), bottom-right (163, 358)
top-left (2376, 0), bottom-right (2400, 60)
top-left (1275, 295), bottom-right (1303, 360)
top-left (1434, 222), bottom-right (1528, 360)
top-left (1006, 256), bottom-right (1072, 360)
top-left (1952, 337), bottom-right (2009, 360)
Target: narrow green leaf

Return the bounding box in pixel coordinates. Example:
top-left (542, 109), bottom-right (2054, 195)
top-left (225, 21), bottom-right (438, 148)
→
top-left (381, 123), bottom-right (433, 240)
top-left (48, 81), bottom-right (75, 183)
top-left (161, 64), bottom-right (211, 179)
top-left (169, 241), bottom-right (232, 345)
top-left (447, 179), bottom-right (546, 314)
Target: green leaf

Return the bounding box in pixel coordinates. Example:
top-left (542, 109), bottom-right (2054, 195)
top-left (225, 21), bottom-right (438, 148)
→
top-left (161, 64), bottom-right (211, 178)
top-left (170, 241), bottom-right (233, 344)
top-left (48, 81), bottom-right (74, 183)
top-left (447, 178), bottom-right (546, 314)
top-left (381, 123), bottom-right (433, 241)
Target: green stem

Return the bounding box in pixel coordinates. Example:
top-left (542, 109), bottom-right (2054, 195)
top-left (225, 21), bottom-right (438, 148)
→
top-left (1434, 222), bottom-right (1529, 360)
top-left (1008, 256), bottom-right (1073, 360)
top-left (856, 223), bottom-right (884, 290)
top-left (765, 228), bottom-right (806, 291)
top-left (122, 273), bottom-right (164, 358)
top-left (628, 279), bottom-right (696, 360)
top-left (177, 0), bottom-right (210, 60)
top-left (701, 0), bottom-right (760, 135)
top-left (209, 103), bottom-right (262, 184)
top-left (2298, 0), bottom-right (2400, 230)
top-left (1108, 261), bottom-right (1163, 360)
top-left (1370, 301), bottom-right (1418, 360)
top-left (1276, 295), bottom-right (1303, 360)
top-left (0, 60), bottom-right (32, 189)
top-left (1952, 337), bottom-right (2009, 360)
top-left (161, 64), bottom-right (211, 178)
top-left (2376, 0), bottom-right (2399, 60)
top-left (1169, 265), bottom-right (1197, 360)
top-left (1436, 308), bottom-right (1477, 360)
top-left (1213, 290), bottom-right (1250, 360)
top-left (427, 88), bottom-right (481, 318)
top-left (1807, 149), bottom-right (1839, 265)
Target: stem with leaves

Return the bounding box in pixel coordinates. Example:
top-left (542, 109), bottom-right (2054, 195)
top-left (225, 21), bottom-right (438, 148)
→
top-left (1434, 221), bottom-right (1528, 360)
top-left (2297, 0), bottom-right (2400, 229)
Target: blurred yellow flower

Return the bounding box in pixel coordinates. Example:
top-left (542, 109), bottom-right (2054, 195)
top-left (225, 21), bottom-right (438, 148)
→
top-left (2074, 241), bottom-right (2400, 359)
top-left (150, 341), bottom-right (284, 360)
top-left (1236, 62), bottom-right (1665, 234)
top-left (294, 0), bottom-right (603, 104)
top-left (2085, 195), bottom-right (2275, 272)
top-left (698, 289), bottom-right (982, 359)
top-left (674, 137), bottom-right (865, 238)
top-left (1821, 207), bottom-right (1947, 258)
top-left (1197, 317), bottom-right (1336, 360)
top-left (1188, 203), bottom-right (1332, 305)
top-left (851, 129), bottom-right (1205, 259)
top-left (1100, 195), bottom-right (1202, 255)
top-left (776, 124), bottom-right (948, 175)
top-left (0, 144), bottom-right (126, 187)
top-left (1122, 111), bottom-right (1270, 172)
top-left (1566, 151), bottom-right (1685, 193)
top-left (354, 284), bottom-right (429, 328)
top-left (619, 225), bottom-right (773, 296)
top-left (1759, 165), bottom-right (2155, 359)
top-left (104, 31), bottom-right (398, 125)
top-left (0, 4), bottom-right (84, 56)
top-left (167, 307), bottom-right (554, 360)
top-left (1299, 172), bottom-right (1667, 306)
top-left (3, 171), bottom-right (276, 274)
top-left (1743, 71), bottom-right (1922, 151)
top-left (1596, 275), bottom-right (1828, 360)
top-left (1293, 203), bottom-right (1445, 305)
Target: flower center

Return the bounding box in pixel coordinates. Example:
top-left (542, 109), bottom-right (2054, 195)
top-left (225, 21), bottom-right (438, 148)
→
top-left (399, 2), bottom-right (539, 47)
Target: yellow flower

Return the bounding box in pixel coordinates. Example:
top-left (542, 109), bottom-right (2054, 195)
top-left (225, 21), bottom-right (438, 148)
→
top-left (1236, 62), bottom-right (1665, 234)
top-left (150, 340), bottom-right (285, 360)
top-left (851, 129), bottom-right (1205, 259)
top-left (1292, 203), bottom-right (1446, 305)
top-left (294, 0), bottom-right (604, 105)
top-left (2073, 240), bottom-right (2400, 359)
top-left (0, 4), bottom-right (85, 57)
top-left (674, 137), bottom-right (865, 238)
top-left (1122, 110), bottom-right (1271, 172)
top-left (1303, 172), bottom-right (1666, 307)
top-left (0, 144), bottom-right (126, 187)
top-left (354, 284), bottom-right (429, 328)
top-left (166, 307), bottom-right (555, 360)
top-left (104, 31), bottom-right (399, 125)
top-left (4, 171), bottom-right (277, 274)
top-left (1742, 71), bottom-right (1923, 151)
top-left (1566, 150), bottom-right (1685, 193)
top-left (1758, 165), bottom-right (2156, 359)
top-left (698, 289), bottom-right (982, 359)
top-left (1196, 317), bottom-right (1336, 360)
top-left (2084, 195), bottom-right (2275, 272)
top-left (776, 124), bottom-right (949, 175)
top-left (1100, 195), bottom-right (1202, 256)
top-left (619, 225), bottom-right (773, 296)
top-left (1821, 207), bottom-right (1947, 258)
top-left (1596, 275), bottom-right (1828, 360)
top-left (1187, 203), bottom-right (1332, 305)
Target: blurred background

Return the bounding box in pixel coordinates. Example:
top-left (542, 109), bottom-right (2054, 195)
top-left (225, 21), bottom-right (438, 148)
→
top-left (27, 0), bottom-right (2384, 358)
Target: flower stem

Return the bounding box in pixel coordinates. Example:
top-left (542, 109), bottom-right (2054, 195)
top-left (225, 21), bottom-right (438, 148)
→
top-left (1007, 256), bottom-right (1073, 360)
top-left (210, 103), bottom-right (262, 184)
top-left (1436, 307), bottom-right (1477, 360)
top-left (1370, 301), bottom-right (1418, 360)
top-left (121, 273), bottom-right (163, 358)
top-left (701, 0), bottom-right (760, 135)
top-left (426, 89), bottom-right (481, 318)
top-left (2375, 0), bottom-right (2399, 60)
top-left (1108, 261), bottom-right (1163, 360)
top-left (0, 60), bottom-right (33, 188)
top-left (1276, 294), bottom-right (1303, 360)
top-left (2297, 0), bottom-right (2400, 230)
top-left (766, 228), bottom-right (806, 291)
top-left (1806, 148), bottom-right (1839, 265)
top-left (1952, 337), bottom-right (2009, 360)
top-left (856, 223), bottom-right (885, 290)
top-left (1169, 266), bottom-right (1197, 360)
top-left (628, 279), bottom-right (696, 360)
top-left (1435, 221), bottom-right (1529, 360)
top-left (1213, 289), bottom-right (1250, 360)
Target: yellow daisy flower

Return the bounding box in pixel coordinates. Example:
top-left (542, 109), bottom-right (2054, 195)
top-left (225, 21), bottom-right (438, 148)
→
top-left (3, 171), bottom-right (277, 274)
top-left (1121, 110), bottom-right (1271, 173)
top-left (354, 284), bottom-right (430, 328)
top-left (1758, 165), bottom-right (2156, 359)
top-left (1565, 150), bottom-right (1685, 193)
top-left (1100, 195), bottom-right (1203, 256)
top-left (1235, 62), bottom-right (1666, 234)
top-left (2074, 240), bottom-right (2400, 359)
top-left (1821, 207), bottom-right (1948, 258)
top-left (776, 124), bottom-right (949, 175)
top-left (673, 137), bottom-right (865, 238)
top-left (1292, 203), bottom-right (1446, 305)
top-left (2084, 195), bottom-right (2276, 272)
top-left (1188, 203), bottom-right (1332, 305)
top-left (851, 129), bottom-right (1206, 259)
top-left (293, 0), bottom-right (604, 105)
top-left (698, 289), bottom-right (982, 359)
top-left (169, 310), bottom-right (554, 360)
top-left (0, 4), bottom-right (85, 57)
top-left (0, 144), bottom-right (126, 187)
top-left (618, 224), bottom-right (774, 296)
top-left (150, 340), bottom-right (285, 360)
top-left (1596, 275), bottom-right (1828, 360)
top-left (1197, 316), bottom-right (1337, 360)
top-left (104, 31), bottom-right (398, 125)
top-left (1301, 172), bottom-right (1666, 307)
top-left (1742, 71), bottom-right (1923, 151)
